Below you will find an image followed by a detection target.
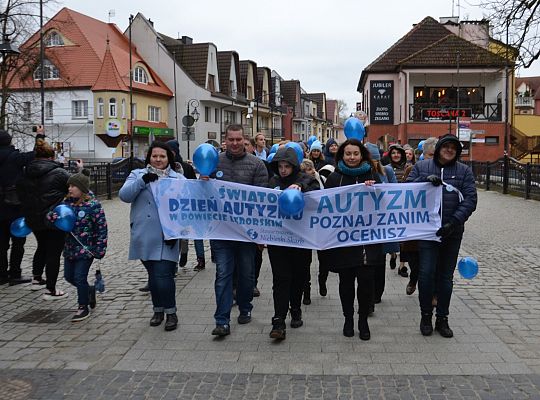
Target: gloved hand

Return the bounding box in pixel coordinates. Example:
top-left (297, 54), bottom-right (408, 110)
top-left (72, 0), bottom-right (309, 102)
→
top-left (426, 175), bottom-right (442, 186)
top-left (164, 239), bottom-right (177, 248)
top-left (142, 173), bottom-right (159, 184)
top-left (436, 222), bottom-right (455, 238)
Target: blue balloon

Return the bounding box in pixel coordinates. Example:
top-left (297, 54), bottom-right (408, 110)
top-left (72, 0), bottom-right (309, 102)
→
top-left (458, 257), bottom-right (479, 279)
top-left (343, 117), bottom-right (365, 140)
top-left (307, 135), bottom-right (317, 147)
top-left (269, 143), bottom-right (279, 155)
top-left (285, 142), bottom-right (304, 164)
top-left (193, 143), bottom-right (219, 176)
top-left (419, 154), bottom-right (425, 161)
top-left (10, 217), bottom-right (32, 237)
top-left (53, 204), bottom-right (76, 232)
top-left (266, 152), bottom-right (275, 163)
top-left (418, 140), bottom-right (426, 151)
top-left (278, 188), bottom-right (305, 217)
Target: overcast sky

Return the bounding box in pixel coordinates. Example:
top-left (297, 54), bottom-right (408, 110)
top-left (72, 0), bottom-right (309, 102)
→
top-left (56, 0), bottom-right (540, 115)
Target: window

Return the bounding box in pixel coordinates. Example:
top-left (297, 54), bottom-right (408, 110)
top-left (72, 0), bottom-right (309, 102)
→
top-left (215, 108), bottom-right (219, 123)
top-left (247, 85), bottom-right (253, 100)
top-left (131, 103), bottom-right (137, 119)
top-left (148, 106), bottom-right (161, 122)
top-left (97, 98), bottom-right (104, 118)
top-left (133, 67), bottom-right (148, 84)
top-left (109, 98), bottom-right (117, 118)
top-left (45, 101), bottom-right (53, 120)
top-left (72, 100), bottom-right (88, 119)
top-left (224, 110), bottom-right (236, 124)
top-left (33, 60), bottom-right (59, 80)
top-left (205, 106), bottom-right (211, 122)
top-left (22, 102), bottom-right (31, 120)
top-left (485, 136), bottom-right (499, 145)
top-left (45, 31), bottom-right (64, 47)
top-left (121, 99), bottom-right (126, 119)
top-left (208, 74), bottom-right (216, 92)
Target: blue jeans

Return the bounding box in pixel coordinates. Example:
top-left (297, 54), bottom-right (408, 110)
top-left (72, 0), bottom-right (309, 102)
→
top-left (194, 240), bottom-right (204, 258)
top-left (418, 232), bottom-right (463, 317)
top-left (211, 240), bottom-right (256, 325)
top-left (142, 260), bottom-right (177, 314)
top-left (64, 257), bottom-right (94, 306)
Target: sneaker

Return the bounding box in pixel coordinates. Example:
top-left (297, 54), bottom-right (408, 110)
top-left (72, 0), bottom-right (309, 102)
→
top-left (420, 313), bottom-right (433, 336)
top-left (398, 267), bottom-right (409, 278)
top-left (435, 316), bottom-right (454, 338)
top-left (269, 318), bottom-right (286, 340)
top-left (193, 257), bottom-right (205, 271)
top-left (43, 290), bottom-right (68, 300)
top-left (89, 285), bottom-right (96, 309)
top-left (71, 306), bottom-right (90, 322)
top-left (31, 277), bottom-right (47, 291)
top-left (389, 256), bottom-right (397, 270)
top-left (406, 280), bottom-right (417, 295)
top-left (253, 287), bottom-right (260, 297)
top-left (211, 324), bottom-right (230, 337)
top-left (237, 313), bottom-right (252, 324)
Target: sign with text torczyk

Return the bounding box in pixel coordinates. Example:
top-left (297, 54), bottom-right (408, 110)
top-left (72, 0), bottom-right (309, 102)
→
top-left (369, 80), bottom-right (394, 124)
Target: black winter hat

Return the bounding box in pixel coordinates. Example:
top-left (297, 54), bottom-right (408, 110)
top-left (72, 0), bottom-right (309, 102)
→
top-left (0, 129), bottom-right (12, 146)
top-left (67, 169), bottom-right (91, 193)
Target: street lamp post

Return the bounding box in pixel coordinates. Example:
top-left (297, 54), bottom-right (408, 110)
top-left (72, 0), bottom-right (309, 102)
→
top-left (185, 99), bottom-right (200, 159)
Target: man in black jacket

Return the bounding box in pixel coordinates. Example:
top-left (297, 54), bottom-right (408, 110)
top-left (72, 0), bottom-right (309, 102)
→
top-left (0, 128), bottom-right (43, 285)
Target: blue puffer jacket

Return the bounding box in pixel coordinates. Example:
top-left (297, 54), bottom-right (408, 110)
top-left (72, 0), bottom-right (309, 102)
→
top-left (406, 134), bottom-right (477, 229)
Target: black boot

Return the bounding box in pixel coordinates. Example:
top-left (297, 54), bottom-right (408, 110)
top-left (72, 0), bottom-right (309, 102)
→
top-left (179, 253), bottom-right (188, 268)
top-left (358, 317), bottom-right (370, 340)
top-left (290, 309), bottom-right (303, 328)
top-left (165, 313), bottom-right (178, 331)
top-left (194, 257), bottom-right (205, 271)
top-left (269, 317), bottom-right (286, 340)
top-left (318, 278), bottom-right (327, 297)
top-left (343, 315), bottom-right (354, 337)
top-left (420, 313), bottom-right (433, 336)
top-left (89, 285), bottom-right (97, 309)
top-left (435, 316), bottom-right (454, 338)
top-left (302, 288), bottom-right (311, 305)
top-left (150, 312), bottom-right (164, 327)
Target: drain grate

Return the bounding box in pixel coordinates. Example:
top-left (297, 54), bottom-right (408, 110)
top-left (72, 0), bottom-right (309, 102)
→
top-left (8, 309), bottom-right (74, 323)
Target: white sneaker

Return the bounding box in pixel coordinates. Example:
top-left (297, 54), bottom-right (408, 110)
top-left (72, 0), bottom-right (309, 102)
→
top-left (43, 290), bottom-right (68, 300)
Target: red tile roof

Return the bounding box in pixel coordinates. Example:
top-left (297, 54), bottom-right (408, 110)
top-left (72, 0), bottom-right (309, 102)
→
top-left (11, 8), bottom-right (172, 97)
top-left (92, 41), bottom-right (128, 91)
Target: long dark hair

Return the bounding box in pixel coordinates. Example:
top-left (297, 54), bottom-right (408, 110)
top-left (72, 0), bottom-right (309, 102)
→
top-left (145, 141), bottom-right (176, 170)
top-left (335, 139), bottom-right (376, 170)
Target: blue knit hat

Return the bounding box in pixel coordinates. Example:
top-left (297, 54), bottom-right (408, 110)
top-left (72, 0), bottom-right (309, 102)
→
top-left (310, 140), bottom-right (322, 151)
top-left (365, 143), bottom-right (381, 161)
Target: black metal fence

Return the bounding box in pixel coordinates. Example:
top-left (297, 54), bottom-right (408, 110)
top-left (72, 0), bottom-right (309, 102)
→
top-left (471, 156), bottom-right (540, 200)
top-left (76, 158), bottom-right (144, 200)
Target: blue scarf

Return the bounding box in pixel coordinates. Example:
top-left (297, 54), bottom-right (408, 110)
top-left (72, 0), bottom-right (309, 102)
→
top-left (337, 160), bottom-right (371, 176)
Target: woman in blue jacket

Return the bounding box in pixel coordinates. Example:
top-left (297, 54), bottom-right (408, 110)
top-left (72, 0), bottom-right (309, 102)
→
top-left (407, 134), bottom-right (477, 338)
top-left (120, 142), bottom-right (183, 331)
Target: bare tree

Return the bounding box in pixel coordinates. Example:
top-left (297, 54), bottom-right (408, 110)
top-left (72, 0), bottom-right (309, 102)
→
top-left (336, 99), bottom-right (348, 120)
top-left (476, 0), bottom-right (540, 69)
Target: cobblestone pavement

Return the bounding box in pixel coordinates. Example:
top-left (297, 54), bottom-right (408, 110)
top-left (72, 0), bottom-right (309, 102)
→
top-left (1, 189), bottom-right (540, 399)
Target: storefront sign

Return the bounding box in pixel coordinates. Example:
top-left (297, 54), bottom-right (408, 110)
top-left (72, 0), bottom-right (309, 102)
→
top-left (133, 126), bottom-right (174, 137)
top-left (421, 108), bottom-right (472, 120)
top-left (370, 80), bottom-right (394, 124)
top-left (106, 119), bottom-right (121, 137)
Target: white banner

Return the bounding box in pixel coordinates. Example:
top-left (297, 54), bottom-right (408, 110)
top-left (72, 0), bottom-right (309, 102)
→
top-left (152, 179), bottom-right (442, 250)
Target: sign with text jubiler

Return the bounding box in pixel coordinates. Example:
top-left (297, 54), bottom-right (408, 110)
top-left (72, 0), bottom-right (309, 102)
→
top-left (369, 80), bottom-right (394, 124)
top-left (152, 180), bottom-right (442, 250)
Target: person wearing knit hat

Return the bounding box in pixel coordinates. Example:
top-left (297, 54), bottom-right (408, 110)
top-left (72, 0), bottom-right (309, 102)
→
top-left (308, 140), bottom-right (328, 172)
top-left (309, 140), bottom-right (322, 152)
top-left (67, 169), bottom-right (91, 194)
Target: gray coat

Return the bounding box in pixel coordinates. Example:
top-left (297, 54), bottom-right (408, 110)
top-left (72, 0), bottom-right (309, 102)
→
top-left (212, 151), bottom-right (268, 186)
top-left (119, 168), bottom-right (182, 262)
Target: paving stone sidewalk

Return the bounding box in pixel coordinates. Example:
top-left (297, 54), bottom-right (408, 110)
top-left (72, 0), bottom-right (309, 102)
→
top-left (1, 189), bottom-right (540, 399)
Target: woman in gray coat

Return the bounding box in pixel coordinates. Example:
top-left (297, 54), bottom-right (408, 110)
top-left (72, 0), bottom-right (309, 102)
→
top-left (119, 142), bottom-right (182, 331)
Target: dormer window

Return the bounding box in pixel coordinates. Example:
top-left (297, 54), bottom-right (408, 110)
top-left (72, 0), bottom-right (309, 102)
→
top-left (133, 67), bottom-right (148, 84)
top-left (33, 60), bottom-right (59, 80)
top-left (45, 31), bottom-right (64, 47)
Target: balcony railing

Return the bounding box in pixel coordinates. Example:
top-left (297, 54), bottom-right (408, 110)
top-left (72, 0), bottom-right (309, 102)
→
top-left (515, 96), bottom-right (534, 108)
top-left (409, 103), bottom-right (502, 122)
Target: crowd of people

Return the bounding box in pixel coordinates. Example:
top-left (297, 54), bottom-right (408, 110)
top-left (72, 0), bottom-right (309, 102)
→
top-left (1, 123), bottom-right (477, 340)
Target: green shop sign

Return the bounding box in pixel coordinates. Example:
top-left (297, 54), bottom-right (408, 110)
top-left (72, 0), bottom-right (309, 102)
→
top-left (133, 126), bottom-right (174, 137)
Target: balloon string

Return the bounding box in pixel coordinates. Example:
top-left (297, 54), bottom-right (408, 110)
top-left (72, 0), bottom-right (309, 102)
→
top-left (69, 232), bottom-right (96, 258)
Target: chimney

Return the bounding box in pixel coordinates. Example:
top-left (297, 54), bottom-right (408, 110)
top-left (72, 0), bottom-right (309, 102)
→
top-left (181, 36), bottom-right (193, 45)
top-left (148, 18), bottom-right (153, 26)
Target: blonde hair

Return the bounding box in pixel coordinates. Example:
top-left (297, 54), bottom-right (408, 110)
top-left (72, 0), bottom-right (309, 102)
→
top-left (34, 138), bottom-right (55, 159)
top-left (300, 159), bottom-right (315, 171)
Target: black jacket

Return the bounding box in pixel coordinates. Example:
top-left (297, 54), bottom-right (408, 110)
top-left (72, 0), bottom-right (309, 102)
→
top-left (16, 159), bottom-right (69, 231)
top-left (268, 147), bottom-right (320, 192)
top-left (319, 164), bottom-right (382, 270)
top-left (0, 145), bottom-right (35, 221)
